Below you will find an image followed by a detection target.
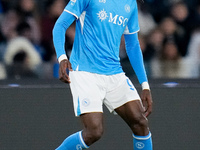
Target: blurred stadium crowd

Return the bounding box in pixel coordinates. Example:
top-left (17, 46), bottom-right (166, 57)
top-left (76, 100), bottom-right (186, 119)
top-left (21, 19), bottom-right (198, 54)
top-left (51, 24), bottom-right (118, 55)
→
top-left (0, 0), bottom-right (199, 80)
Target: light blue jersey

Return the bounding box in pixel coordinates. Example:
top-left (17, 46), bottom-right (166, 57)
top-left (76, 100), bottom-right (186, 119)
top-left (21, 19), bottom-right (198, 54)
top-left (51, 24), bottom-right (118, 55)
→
top-left (65, 0), bottom-right (140, 75)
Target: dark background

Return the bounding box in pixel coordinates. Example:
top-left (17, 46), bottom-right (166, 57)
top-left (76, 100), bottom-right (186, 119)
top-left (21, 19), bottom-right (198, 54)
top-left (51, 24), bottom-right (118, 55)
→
top-left (0, 79), bottom-right (200, 150)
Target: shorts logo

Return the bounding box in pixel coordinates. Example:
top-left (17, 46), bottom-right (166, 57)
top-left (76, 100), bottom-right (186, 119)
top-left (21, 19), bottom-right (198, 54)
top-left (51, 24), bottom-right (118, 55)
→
top-left (76, 144), bottom-right (82, 150)
top-left (82, 98), bottom-right (90, 107)
top-left (136, 142), bottom-right (145, 149)
top-left (125, 4), bottom-right (130, 13)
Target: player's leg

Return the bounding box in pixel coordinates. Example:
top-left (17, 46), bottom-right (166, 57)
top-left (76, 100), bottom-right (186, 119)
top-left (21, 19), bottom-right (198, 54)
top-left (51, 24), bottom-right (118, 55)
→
top-left (55, 131), bottom-right (89, 150)
top-left (115, 100), bottom-right (148, 135)
top-left (56, 112), bottom-right (103, 150)
top-left (56, 71), bottom-right (105, 149)
top-left (104, 73), bottom-right (152, 149)
top-left (115, 100), bottom-right (152, 150)
top-left (81, 112), bottom-right (104, 146)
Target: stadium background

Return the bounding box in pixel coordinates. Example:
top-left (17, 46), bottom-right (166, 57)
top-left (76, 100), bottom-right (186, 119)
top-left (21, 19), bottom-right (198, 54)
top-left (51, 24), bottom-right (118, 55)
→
top-left (0, 0), bottom-right (200, 150)
top-left (1, 78), bottom-right (200, 150)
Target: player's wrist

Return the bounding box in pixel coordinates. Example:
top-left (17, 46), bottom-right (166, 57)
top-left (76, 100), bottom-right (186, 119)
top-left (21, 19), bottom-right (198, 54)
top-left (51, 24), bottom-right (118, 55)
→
top-left (58, 54), bottom-right (68, 63)
top-left (141, 81), bottom-right (150, 90)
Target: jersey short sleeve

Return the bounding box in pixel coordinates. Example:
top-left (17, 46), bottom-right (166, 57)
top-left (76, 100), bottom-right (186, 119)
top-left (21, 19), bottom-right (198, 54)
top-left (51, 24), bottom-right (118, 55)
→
top-left (123, 1), bottom-right (140, 34)
top-left (64, 0), bottom-right (91, 19)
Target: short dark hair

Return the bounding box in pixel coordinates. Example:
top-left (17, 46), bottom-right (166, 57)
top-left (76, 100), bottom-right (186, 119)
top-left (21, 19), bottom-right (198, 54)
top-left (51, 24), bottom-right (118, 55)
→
top-left (16, 21), bottom-right (31, 35)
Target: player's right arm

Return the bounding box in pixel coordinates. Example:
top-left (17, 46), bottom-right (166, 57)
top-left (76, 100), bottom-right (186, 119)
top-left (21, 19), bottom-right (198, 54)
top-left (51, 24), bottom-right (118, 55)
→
top-left (52, 11), bottom-right (76, 83)
top-left (124, 33), bottom-right (153, 117)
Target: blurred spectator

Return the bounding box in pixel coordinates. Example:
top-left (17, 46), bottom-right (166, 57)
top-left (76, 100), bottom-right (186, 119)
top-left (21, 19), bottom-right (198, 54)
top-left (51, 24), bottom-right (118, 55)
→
top-left (138, 3), bottom-right (157, 36)
top-left (6, 50), bottom-right (38, 79)
top-left (16, 21), bottom-right (32, 41)
top-left (159, 17), bottom-right (187, 57)
top-left (145, 28), bottom-right (165, 57)
top-left (40, 0), bottom-right (66, 61)
top-left (170, 1), bottom-right (200, 56)
top-left (0, 9), bottom-right (20, 62)
top-left (4, 20), bottom-right (42, 79)
top-left (183, 29), bottom-right (200, 78)
top-left (16, 21), bottom-right (44, 58)
top-left (15, 0), bottom-right (41, 45)
top-left (1, 9), bottom-right (20, 41)
top-left (151, 40), bottom-right (187, 78)
top-left (144, 0), bottom-right (172, 23)
top-left (4, 36), bottom-right (41, 76)
top-left (141, 28), bottom-right (165, 76)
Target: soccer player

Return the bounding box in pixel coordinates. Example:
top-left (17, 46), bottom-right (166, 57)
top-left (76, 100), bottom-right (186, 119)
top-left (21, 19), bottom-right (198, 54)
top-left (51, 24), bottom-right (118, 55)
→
top-left (53, 0), bottom-right (153, 149)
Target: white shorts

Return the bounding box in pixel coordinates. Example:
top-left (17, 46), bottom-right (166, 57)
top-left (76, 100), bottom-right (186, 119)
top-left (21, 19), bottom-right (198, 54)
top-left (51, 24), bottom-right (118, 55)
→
top-left (69, 71), bottom-right (141, 116)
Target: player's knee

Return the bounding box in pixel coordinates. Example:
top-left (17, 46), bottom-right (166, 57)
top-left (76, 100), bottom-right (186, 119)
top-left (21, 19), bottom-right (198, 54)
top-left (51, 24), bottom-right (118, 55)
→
top-left (94, 128), bottom-right (103, 141)
top-left (90, 126), bottom-right (103, 141)
top-left (84, 125), bottom-right (104, 145)
top-left (131, 115), bottom-right (149, 134)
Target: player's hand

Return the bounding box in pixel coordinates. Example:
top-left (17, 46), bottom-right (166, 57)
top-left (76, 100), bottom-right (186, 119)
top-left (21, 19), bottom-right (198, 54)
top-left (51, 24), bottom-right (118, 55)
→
top-left (140, 89), bottom-right (153, 117)
top-left (59, 59), bottom-right (73, 83)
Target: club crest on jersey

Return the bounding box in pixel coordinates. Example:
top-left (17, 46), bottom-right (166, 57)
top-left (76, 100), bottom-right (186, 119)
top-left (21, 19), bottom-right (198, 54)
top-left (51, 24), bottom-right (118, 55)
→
top-left (125, 4), bottom-right (130, 13)
top-left (99, 0), bottom-right (106, 3)
top-left (71, 0), bottom-right (76, 2)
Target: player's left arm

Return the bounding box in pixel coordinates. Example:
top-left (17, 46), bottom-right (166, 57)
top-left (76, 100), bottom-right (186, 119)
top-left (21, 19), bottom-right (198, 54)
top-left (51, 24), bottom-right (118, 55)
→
top-left (124, 33), bottom-right (153, 117)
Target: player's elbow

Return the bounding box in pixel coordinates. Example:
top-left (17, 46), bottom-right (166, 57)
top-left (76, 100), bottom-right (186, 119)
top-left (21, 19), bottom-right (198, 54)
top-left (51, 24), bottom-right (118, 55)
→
top-left (52, 23), bottom-right (59, 36)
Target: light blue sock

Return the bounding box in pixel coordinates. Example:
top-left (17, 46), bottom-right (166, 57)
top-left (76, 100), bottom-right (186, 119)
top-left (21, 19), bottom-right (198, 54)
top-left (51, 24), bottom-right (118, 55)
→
top-left (133, 132), bottom-right (153, 150)
top-left (56, 131), bottom-right (89, 150)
